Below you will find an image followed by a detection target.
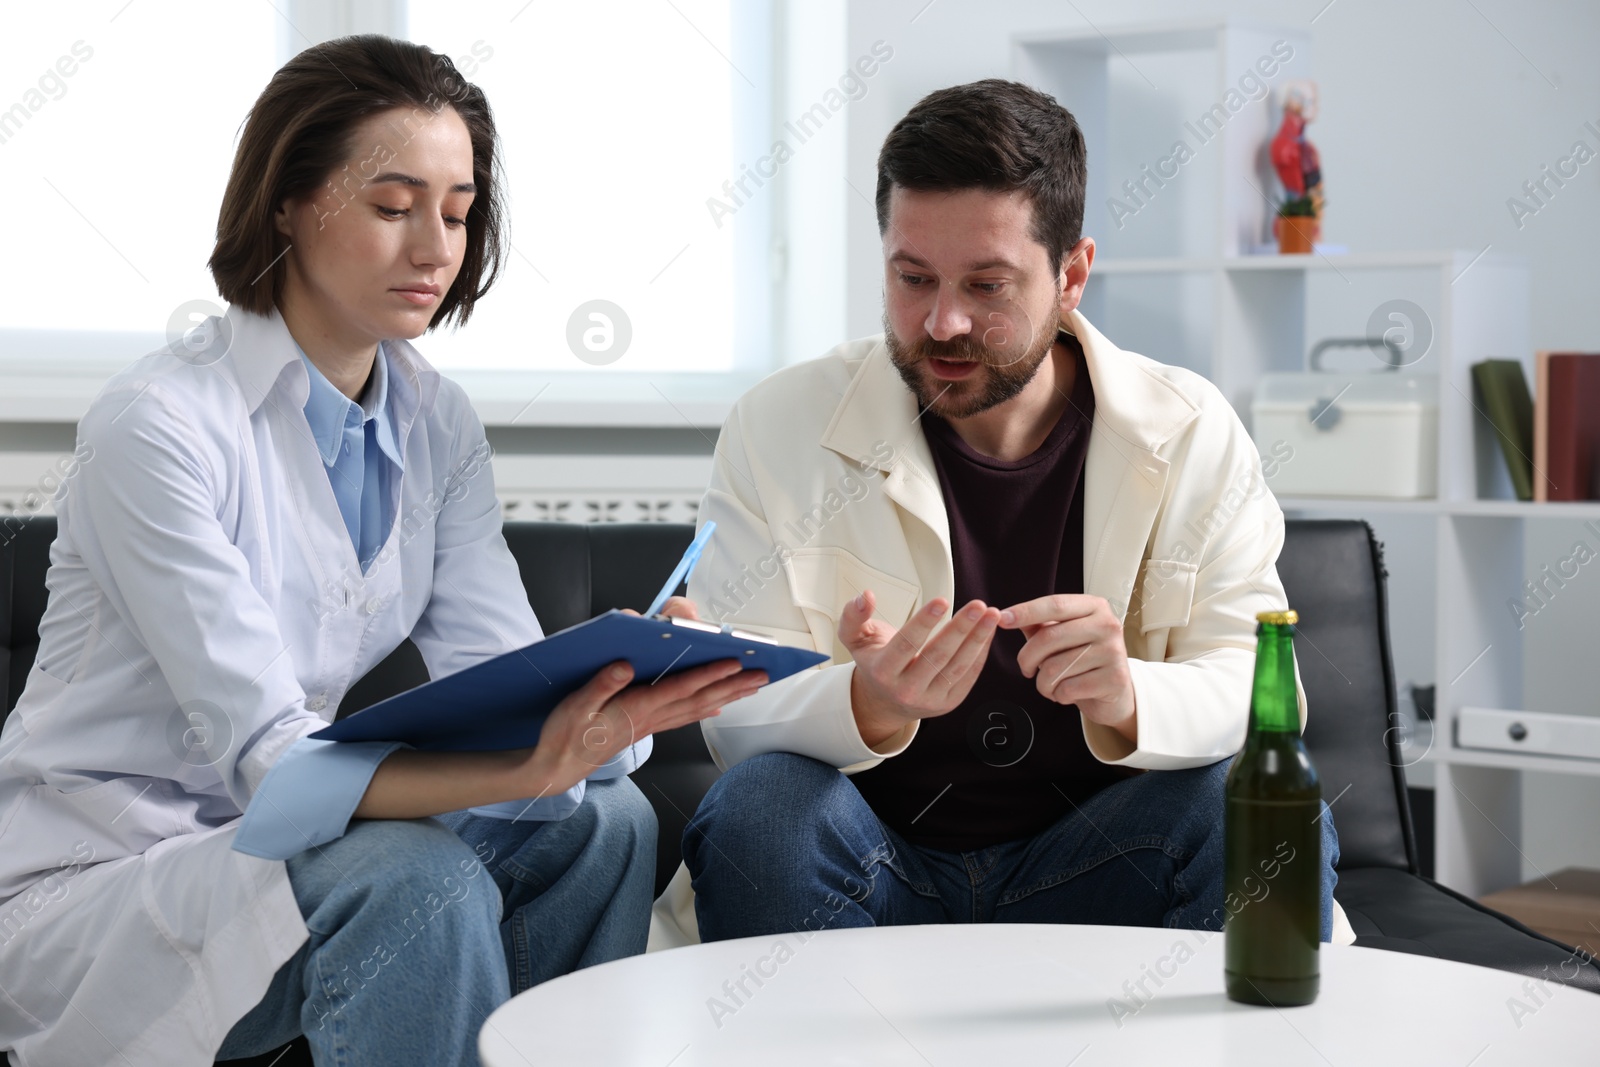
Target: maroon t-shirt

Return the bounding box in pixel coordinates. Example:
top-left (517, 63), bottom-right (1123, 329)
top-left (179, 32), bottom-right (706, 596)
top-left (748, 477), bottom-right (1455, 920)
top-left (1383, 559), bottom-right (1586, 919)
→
top-left (850, 335), bottom-right (1139, 852)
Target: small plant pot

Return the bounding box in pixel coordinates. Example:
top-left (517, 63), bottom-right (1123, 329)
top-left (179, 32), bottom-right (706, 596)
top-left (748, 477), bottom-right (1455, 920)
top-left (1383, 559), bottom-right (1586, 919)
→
top-left (1276, 214), bottom-right (1318, 254)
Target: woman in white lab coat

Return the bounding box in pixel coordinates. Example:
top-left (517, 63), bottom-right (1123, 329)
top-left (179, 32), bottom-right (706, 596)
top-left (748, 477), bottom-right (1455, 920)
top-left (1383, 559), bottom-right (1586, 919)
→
top-left (0, 35), bottom-right (763, 1067)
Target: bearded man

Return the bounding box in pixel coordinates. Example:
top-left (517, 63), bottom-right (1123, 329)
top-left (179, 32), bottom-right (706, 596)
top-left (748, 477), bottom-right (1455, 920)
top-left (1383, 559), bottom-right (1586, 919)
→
top-left (655, 79), bottom-right (1353, 948)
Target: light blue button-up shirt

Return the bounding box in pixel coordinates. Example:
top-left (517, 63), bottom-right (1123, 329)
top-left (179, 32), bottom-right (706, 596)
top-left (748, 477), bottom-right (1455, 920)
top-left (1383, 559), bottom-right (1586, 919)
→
top-left (298, 342), bottom-right (405, 571)
top-left (232, 344), bottom-right (650, 861)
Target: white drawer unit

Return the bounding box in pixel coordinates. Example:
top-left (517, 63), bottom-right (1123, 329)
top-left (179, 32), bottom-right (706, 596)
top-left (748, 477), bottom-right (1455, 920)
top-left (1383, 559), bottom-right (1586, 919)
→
top-left (1457, 706), bottom-right (1600, 763)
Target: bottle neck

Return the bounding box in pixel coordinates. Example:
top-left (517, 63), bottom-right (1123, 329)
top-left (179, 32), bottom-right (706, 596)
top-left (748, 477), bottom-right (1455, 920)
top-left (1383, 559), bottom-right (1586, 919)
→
top-left (1250, 622), bottom-right (1300, 734)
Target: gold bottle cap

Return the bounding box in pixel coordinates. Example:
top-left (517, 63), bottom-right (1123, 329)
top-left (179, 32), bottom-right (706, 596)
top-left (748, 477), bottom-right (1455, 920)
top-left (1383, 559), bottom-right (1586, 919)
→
top-left (1257, 609), bottom-right (1299, 625)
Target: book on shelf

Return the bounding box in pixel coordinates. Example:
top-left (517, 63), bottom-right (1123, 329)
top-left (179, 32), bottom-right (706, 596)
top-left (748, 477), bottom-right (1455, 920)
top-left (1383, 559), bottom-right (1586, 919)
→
top-left (1471, 359), bottom-right (1534, 502)
top-left (1534, 351), bottom-right (1550, 502)
top-left (1534, 351), bottom-right (1600, 502)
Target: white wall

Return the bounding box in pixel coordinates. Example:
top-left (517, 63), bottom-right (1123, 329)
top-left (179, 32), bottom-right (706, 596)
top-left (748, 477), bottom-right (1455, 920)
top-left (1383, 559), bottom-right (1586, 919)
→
top-left (842, 0), bottom-right (1600, 345)
top-left (839, 0), bottom-right (1600, 881)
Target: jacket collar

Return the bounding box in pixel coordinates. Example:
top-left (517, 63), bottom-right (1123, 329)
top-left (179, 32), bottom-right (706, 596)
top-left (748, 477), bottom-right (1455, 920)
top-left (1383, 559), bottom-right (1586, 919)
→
top-left (820, 307), bottom-right (1199, 472)
top-left (818, 307), bottom-right (1202, 613)
top-left (224, 307), bottom-right (441, 451)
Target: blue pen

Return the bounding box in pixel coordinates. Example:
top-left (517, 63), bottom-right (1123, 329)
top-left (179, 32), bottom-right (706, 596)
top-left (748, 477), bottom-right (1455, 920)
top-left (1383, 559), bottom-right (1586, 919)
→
top-left (645, 520), bottom-right (716, 617)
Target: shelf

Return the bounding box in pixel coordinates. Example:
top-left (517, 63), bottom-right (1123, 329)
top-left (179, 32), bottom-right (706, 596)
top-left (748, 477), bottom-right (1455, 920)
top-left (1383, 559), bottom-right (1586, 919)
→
top-left (1275, 497), bottom-right (1600, 521)
top-left (1429, 744), bottom-right (1600, 779)
top-left (1275, 496), bottom-right (1440, 515)
top-left (1092, 251), bottom-right (1488, 275)
top-left (1447, 499), bottom-right (1600, 521)
top-left (1223, 251), bottom-right (1466, 272)
top-left (1092, 257), bottom-right (1221, 275)
top-left (1013, 18), bottom-right (1273, 54)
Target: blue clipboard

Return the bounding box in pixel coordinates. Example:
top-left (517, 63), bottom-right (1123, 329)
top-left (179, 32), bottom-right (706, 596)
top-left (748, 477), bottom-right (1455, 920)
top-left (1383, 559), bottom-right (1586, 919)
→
top-left (310, 610), bottom-right (829, 752)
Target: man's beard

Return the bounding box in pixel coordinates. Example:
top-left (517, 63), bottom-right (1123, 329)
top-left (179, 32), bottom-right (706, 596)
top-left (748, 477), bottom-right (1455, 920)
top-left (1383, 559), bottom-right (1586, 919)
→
top-left (883, 305), bottom-right (1061, 421)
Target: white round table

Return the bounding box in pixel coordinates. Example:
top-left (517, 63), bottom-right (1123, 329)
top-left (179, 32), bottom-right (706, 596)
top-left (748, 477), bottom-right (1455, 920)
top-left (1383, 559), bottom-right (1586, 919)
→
top-left (480, 923), bottom-right (1599, 1065)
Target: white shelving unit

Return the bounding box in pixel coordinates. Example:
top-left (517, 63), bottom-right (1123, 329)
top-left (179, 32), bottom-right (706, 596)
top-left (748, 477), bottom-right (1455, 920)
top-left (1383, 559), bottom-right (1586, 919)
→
top-left (1015, 20), bottom-right (1593, 900)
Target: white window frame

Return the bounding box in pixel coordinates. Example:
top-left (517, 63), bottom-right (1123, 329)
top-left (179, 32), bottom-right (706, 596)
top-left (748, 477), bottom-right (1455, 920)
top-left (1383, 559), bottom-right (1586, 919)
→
top-left (0, 0), bottom-right (850, 429)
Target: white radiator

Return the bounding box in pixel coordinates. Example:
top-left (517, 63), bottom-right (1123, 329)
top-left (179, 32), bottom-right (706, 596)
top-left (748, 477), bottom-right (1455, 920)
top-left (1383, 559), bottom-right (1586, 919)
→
top-left (0, 452), bottom-right (711, 525)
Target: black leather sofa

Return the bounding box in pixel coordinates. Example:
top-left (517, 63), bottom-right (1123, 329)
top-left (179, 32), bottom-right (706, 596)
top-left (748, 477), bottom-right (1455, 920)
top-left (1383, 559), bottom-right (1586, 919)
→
top-left (1, 516), bottom-right (1594, 1067)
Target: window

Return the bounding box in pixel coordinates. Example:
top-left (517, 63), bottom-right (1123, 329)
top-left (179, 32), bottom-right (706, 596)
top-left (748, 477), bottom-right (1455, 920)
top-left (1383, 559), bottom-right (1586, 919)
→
top-left (402, 0), bottom-right (774, 376)
top-left (0, 3), bottom-right (280, 363)
top-left (0, 0), bottom-right (847, 416)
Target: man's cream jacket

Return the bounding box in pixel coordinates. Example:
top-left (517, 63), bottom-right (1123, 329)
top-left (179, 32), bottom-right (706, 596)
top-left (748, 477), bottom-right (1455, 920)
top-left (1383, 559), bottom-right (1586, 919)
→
top-left (649, 308), bottom-right (1355, 947)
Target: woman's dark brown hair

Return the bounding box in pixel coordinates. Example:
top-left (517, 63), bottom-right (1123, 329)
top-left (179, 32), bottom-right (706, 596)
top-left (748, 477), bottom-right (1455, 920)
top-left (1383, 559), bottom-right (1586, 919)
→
top-left (875, 78), bottom-right (1087, 271)
top-left (209, 34), bottom-right (504, 329)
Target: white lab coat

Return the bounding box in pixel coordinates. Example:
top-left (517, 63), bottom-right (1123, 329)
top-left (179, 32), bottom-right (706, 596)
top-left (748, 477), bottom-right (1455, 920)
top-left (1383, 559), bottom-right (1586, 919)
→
top-left (0, 308), bottom-right (542, 1066)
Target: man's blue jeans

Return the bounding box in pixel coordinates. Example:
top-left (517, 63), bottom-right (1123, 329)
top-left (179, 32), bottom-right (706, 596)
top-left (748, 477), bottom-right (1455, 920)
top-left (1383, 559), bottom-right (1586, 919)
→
top-left (216, 777), bottom-right (656, 1066)
top-left (685, 754), bottom-right (1338, 942)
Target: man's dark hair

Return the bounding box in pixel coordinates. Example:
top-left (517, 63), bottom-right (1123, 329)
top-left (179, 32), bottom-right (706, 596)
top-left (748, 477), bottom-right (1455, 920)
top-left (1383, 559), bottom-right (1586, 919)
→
top-left (875, 78), bottom-right (1087, 271)
top-left (209, 34), bottom-right (505, 329)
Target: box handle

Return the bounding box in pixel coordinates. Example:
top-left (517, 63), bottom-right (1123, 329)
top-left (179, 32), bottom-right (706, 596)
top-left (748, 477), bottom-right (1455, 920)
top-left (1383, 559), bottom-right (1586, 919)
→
top-left (1309, 335), bottom-right (1403, 372)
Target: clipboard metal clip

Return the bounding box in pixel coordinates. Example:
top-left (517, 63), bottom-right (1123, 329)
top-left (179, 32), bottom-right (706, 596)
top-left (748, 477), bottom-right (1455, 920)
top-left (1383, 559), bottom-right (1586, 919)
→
top-left (652, 613), bottom-right (779, 646)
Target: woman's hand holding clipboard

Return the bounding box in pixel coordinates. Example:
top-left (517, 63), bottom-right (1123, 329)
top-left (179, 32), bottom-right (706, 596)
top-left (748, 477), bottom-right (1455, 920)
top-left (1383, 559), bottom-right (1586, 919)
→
top-left (315, 521), bottom-right (825, 795)
top-left (497, 520), bottom-right (765, 793)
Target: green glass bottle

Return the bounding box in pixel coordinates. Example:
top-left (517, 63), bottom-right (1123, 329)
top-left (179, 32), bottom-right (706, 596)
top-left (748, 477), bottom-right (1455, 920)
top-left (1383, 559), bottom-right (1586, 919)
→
top-left (1224, 609), bottom-right (1321, 1006)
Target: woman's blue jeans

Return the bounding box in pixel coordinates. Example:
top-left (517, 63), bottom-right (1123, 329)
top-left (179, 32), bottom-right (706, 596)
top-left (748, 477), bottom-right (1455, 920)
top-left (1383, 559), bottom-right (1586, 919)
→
top-left (685, 754), bottom-right (1338, 942)
top-left (216, 777), bottom-right (656, 1066)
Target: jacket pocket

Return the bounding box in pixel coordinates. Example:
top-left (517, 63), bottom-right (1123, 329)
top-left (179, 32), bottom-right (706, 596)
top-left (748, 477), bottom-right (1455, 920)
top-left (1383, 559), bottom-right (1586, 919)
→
top-left (1133, 558), bottom-right (1198, 633)
top-left (783, 546), bottom-right (921, 632)
top-left (12, 664), bottom-right (72, 732)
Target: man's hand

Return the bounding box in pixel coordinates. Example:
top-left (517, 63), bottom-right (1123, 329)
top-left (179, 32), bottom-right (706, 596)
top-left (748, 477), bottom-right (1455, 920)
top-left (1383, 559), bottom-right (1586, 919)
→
top-left (839, 589), bottom-right (1002, 749)
top-left (1000, 594), bottom-right (1137, 743)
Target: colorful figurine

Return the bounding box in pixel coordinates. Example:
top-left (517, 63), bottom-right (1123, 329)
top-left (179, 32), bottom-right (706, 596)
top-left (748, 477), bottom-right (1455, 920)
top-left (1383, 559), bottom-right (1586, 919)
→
top-left (1271, 81), bottom-right (1322, 248)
